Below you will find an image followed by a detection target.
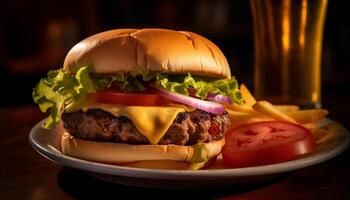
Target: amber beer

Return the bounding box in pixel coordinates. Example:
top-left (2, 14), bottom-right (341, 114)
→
top-left (250, 0), bottom-right (328, 108)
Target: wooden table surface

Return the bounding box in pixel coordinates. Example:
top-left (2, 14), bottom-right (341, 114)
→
top-left (1, 90), bottom-right (350, 199)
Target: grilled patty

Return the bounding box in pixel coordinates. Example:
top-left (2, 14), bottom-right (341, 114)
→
top-left (61, 109), bottom-right (231, 145)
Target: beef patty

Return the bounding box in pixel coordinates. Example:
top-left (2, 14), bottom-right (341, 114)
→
top-left (61, 109), bottom-right (231, 145)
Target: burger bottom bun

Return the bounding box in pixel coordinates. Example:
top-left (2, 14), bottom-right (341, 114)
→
top-left (121, 156), bottom-right (217, 170)
top-left (61, 132), bottom-right (224, 170)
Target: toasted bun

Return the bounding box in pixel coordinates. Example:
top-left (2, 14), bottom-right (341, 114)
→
top-left (63, 28), bottom-right (231, 78)
top-left (61, 132), bottom-right (224, 170)
top-left (121, 156), bottom-right (217, 170)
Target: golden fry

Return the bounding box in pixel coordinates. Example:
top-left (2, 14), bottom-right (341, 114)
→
top-left (310, 128), bottom-right (328, 144)
top-left (226, 109), bottom-right (271, 129)
top-left (286, 109), bottom-right (328, 124)
top-left (239, 84), bottom-right (256, 106)
top-left (302, 122), bottom-right (317, 129)
top-left (253, 101), bottom-right (297, 123)
top-left (310, 128), bottom-right (339, 144)
top-left (224, 103), bottom-right (256, 114)
top-left (273, 105), bottom-right (300, 113)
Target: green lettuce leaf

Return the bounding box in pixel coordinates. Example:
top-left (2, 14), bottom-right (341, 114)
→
top-left (33, 66), bottom-right (243, 128)
top-left (32, 66), bottom-right (95, 128)
top-left (155, 73), bottom-right (243, 104)
top-left (75, 67), bottom-right (96, 94)
top-left (92, 68), bottom-right (151, 92)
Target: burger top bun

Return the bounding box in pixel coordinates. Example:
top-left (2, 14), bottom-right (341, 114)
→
top-left (63, 28), bottom-right (231, 79)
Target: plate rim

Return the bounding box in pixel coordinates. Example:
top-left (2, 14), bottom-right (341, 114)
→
top-left (29, 118), bottom-right (350, 180)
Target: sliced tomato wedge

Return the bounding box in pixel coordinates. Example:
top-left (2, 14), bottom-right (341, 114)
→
top-left (222, 121), bottom-right (316, 168)
top-left (88, 89), bottom-right (173, 106)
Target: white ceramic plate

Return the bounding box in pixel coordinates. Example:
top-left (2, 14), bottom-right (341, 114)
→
top-left (29, 119), bottom-right (350, 188)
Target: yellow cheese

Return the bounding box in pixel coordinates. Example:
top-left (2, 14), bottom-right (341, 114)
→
top-left (66, 101), bottom-right (189, 144)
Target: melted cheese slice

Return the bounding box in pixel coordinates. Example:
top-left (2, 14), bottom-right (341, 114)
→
top-left (66, 101), bottom-right (191, 144)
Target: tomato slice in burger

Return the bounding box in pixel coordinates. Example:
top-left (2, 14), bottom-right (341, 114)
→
top-left (88, 90), bottom-right (173, 106)
top-left (222, 121), bottom-right (316, 168)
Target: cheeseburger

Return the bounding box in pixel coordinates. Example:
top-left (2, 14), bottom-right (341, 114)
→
top-left (33, 28), bottom-right (243, 170)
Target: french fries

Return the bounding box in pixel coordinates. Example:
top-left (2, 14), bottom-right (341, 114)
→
top-left (310, 127), bottom-right (340, 144)
top-left (226, 84), bottom-right (334, 145)
top-left (240, 84), bottom-right (256, 106)
top-left (285, 109), bottom-right (329, 124)
top-left (253, 101), bottom-right (297, 123)
top-left (223, 103), bottom-right (256, 114)
top-left (226, 109), bottom-right (271, 129)
top-left (273, 105), bottom-right (300, 113)
top-left (302, 122), bottom-right (317, 129)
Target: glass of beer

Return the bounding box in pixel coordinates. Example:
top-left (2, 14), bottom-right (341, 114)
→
top-left (250, 0), bottom-right (328, 108)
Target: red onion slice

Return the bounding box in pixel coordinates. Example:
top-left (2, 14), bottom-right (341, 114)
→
top-left (150, 85), bottom-right (225, 114)
top-left (206, 93), bottom-right (232, 104)
top-left (188, 87), bottom-right (232, 104)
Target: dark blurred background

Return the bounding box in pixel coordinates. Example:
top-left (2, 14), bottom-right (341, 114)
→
top-left (0, 0), bottom-right (349, 107)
